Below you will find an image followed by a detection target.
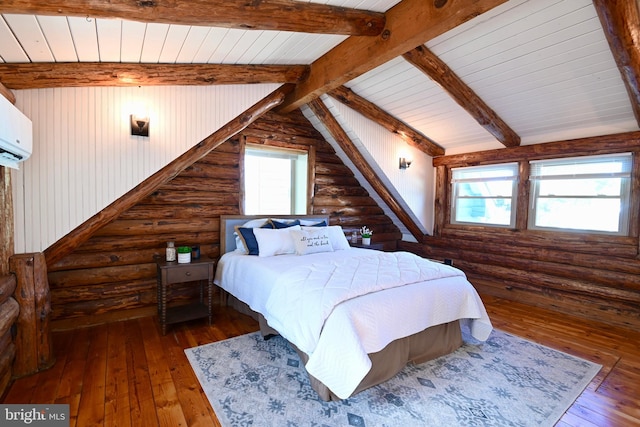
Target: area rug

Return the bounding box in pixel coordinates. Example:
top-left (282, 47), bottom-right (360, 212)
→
top-left (185, 327), bottom-right (601, 426)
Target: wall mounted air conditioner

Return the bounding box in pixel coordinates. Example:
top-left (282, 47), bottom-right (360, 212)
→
top-left (0, 95), bottom-right (32, 170)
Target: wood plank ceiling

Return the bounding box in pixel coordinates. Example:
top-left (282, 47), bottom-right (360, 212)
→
top-left (0, 0), bottom-right (639, 155)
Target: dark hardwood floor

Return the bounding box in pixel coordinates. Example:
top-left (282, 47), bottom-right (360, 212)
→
top-left (2, 295), bottom-right (639, 426)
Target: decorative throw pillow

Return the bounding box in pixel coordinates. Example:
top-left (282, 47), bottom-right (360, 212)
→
top-left (270, 219), bottom-right (301, 229)
top-left (299, 219), bottom-right (328, 227)
top-left (234, 219), bottom-right (273, 253)
top-left (235, 227), bottom-right (261, 255)
top-left (301, 225), bottom-right (350, 251)
top-left (290, 228), bottom-right (334, 255)
top-left (253, 225), bottom-right (302, 257)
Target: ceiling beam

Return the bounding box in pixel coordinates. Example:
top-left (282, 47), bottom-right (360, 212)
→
top-left (433, 131), bottom-right (640, 168)
top-left (0, 81), bottom-right (15, 104)
top-left (328, 86), bottom-right (444, 157)
top-left (0, 63), bottom-right (309, 89)
top-left (402, 45), bottom-right (520, 148)
top-left (307, 97), bottom-right (425, 242)
top-left (0, 0), bottom-right (385, 36)
top-left (593, 0), bottom-right (640, 126)
top-left (278, 0), bottom-right (509, 113)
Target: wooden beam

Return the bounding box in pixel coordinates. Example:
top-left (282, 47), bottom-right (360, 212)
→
top-left (279, 0), bottom-right (509, 113)
top-left (0, 167), bottom-right (13, 276)
top-left (0, 0), bottom-right (385, 36)
top-left (0, 63), bottom-right (309, 90)
top-left (328, 86), bottom-right (445, 157)
top-left (0, 274), bottom-right (16, 306)
top-left (432, 130), bottom-right (640, 167)
top-left (307, 97), bottom-right (424, 241)
top-left (593, 0), bottom-right (640, 126)
top-left (433, 165), bottom-right (447, 237)
top-left (402, 46), bottom-right (520, 148)
top-left (0, 82), bottom-right (16, 104)
top-left (43, 85), bottom-right (292, 266)
top-left (9, 253), bottom-right (54, 377)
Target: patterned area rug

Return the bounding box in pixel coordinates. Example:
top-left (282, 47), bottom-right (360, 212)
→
top-left (185, 328), bottom-right (600, 426)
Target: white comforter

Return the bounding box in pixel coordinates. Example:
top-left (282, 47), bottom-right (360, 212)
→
top-left (215, 248), bottom-right (493, 399)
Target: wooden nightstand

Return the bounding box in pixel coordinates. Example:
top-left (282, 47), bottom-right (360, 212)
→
top-left (155, 257), bottom-right (215, 335)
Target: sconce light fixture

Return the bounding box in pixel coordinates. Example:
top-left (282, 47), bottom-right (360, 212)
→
top-left (130, 114), bottom-right (149, 137)
top-left (399, 157), bottom-right (412, 169)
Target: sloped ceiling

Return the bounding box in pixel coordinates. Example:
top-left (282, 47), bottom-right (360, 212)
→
top-left (0, 0), bottom-right (639, 155)
top-left (348, 0), bottom-right (639, 153)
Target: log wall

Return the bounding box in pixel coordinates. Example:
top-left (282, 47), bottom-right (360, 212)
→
top-left (401, 132), bottom-right (640, 330)
top-left (0, 166), bottom-right (17, 397)
top-left (0, 274), bottom-right (18, 397)
top-left (47, 110), bottom-right (401, 329)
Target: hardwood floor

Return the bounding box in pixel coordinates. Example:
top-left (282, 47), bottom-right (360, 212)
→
top-left (2, 294), bottom-right (639, 426)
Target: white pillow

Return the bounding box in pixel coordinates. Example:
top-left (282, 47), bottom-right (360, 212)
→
top-left (302, 225), bottom-right (350, 251)
top-left (253, 225), bottom-right (301, 257)
top-left (327, 226), bottom-right (351, 250)
top-left (290, 228), bottom-right (334, 255)
top-left (234, 218), bottom-right (270, 253)
top-left (242, 218), bottom-right (271, 228)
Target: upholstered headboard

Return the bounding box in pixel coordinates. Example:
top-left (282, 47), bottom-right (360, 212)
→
top-left (219, 214), bottom-right (331, 255)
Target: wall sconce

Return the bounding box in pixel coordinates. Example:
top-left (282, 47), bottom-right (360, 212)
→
top-left (130, 114), bottom-right (149, 137)
top-left (399, 157), bottom-right (412, 169)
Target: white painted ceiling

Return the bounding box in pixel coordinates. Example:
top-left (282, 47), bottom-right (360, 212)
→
top-left (0, 0), bottom-right (637, 154)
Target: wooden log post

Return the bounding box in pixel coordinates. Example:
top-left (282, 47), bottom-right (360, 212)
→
top-left (9, 253), bottom-right (55, 377)
top-left (1, 166), bottom-right (13, 276)
top-left (0, 340), bottom-right (16, 396)
top-left (0, 286), bottom-right (19, 394)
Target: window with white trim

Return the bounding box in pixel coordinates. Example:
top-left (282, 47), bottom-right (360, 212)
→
top-left (451, 163), bottom-right (518, 227)
top-left (244, 145), bottom-right (308, 215)
top-left (528, 153), bottom-right (632, 235)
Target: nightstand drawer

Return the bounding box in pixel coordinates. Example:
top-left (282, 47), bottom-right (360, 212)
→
top-left (166, 264), bottom-right (210, 283)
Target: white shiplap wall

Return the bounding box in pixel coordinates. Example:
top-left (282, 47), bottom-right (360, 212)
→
top-left (12, 84), bottom-right (280, 253)
top-left (303, 95), bottom-right (434, 238)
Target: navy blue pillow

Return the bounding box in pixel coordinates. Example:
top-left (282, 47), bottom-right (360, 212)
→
top-left (236, 222), bottom-right (273, 255)
top-left (307, 220), bottom-right (327, 227)
top-left (271, 219), bottom-right (301, 229)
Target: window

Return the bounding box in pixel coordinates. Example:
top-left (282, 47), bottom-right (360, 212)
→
top-left (244, 145), bottom-right (308, 215)
top-left (451, 163), bottom-right (518, 227)
top-left (529, 153), bottom-right (632, 235)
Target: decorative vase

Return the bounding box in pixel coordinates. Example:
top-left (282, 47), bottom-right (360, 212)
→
top-left (166, 241), bottom-right (176, 262)
top-left (362, 237), bottom-right (371, 245)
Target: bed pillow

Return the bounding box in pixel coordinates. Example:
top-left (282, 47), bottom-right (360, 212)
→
top-left (290, 228), bottom-right (334, 255)
top-left (327, 226), bottom-right (351, 250)
top-left (302, 225), bottom-right (350, 251)
top-left (235, 227), bottom-right (261, 255)
top-left (234, 219), bottom-right (273, 253)
top-left (270, 219), bottom-right (301, 229)
top-left (253, 225), bottom-right (302, 257)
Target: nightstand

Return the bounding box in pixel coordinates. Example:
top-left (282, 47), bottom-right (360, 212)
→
top-left (350, 242), bottom-right (384, 250)
top-left (155, 257), bottom-right (215, 335)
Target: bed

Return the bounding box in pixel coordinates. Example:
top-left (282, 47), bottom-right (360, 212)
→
top-left (214, 215), bottom-right (493, 401)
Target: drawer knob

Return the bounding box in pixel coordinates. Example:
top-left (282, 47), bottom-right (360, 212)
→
top-left (185, 272), bottom-right (191, 276)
